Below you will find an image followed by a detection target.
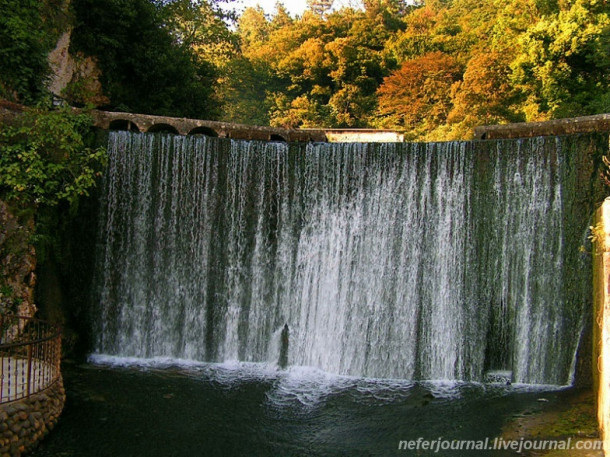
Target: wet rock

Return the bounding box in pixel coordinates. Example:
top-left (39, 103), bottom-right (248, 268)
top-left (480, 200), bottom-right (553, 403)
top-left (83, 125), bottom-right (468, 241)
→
top-left (0, 200), bottom-right (36, 318)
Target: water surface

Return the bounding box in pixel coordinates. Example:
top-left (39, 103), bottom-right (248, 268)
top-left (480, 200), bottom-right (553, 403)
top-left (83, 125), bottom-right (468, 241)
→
top-left (31, 358), bottom-right (572, 457)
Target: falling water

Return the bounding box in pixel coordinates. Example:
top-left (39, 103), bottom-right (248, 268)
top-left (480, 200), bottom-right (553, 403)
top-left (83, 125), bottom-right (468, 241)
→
top-left (92, 132), bottom-right (592, 385)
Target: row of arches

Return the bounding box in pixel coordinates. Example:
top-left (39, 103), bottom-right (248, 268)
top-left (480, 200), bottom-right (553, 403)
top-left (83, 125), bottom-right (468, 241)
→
top-left (108, 119), bottom-right (288, 142)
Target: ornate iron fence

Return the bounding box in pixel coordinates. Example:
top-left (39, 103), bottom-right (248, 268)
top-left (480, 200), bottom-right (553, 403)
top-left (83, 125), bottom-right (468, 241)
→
top-left (0, 315), bottom-right (62, 404)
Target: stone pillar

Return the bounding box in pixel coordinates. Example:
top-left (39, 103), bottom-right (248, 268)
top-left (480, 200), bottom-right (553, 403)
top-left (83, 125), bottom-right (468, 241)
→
top-left (593, 197), bottom-right (610, 455)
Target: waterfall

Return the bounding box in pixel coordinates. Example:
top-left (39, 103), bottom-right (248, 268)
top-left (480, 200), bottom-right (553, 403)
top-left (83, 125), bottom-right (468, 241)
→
top-left (92, 131), bottom-right (592, 385)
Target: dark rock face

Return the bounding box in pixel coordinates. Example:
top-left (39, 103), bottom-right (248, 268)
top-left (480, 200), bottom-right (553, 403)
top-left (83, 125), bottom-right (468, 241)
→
top-left (0, 201), bottom-right (36, 318)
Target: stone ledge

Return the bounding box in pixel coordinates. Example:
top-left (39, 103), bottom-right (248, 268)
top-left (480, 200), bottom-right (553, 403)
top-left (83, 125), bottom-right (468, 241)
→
top-left (474, 114), bottom-right (610, 140)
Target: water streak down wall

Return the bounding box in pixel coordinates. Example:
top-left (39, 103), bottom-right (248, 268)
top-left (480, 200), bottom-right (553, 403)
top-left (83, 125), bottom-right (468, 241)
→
top-left (92, 132), bottom-right (602, 385)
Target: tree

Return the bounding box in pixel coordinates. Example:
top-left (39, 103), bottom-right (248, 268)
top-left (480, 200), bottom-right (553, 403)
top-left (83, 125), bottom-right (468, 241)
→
top-left (269, 94), bottom-right (329, 128)
top-left (448, 50), bottom-right (524, 133)
top-left (238, 6), bottom-right (272, 53)
top-left (376, 51), bottom-right (462, 133)
top-left (219, 0), bottom-right (608, 138)
top-left (71, 0), bottom-right (221, 119)
top-left (272, 3), bottom-right (294, 28)
top-left (218, 57), bottom-right (273, 125)
top-left (277, 37), bottom-right (329, 92)
top-left (385, 4), bottom-right (442, 62)
top-left (0, 108), bottom-right (107, 208)
top-left (511, 0), bottom-right (610, 120)
top-left (161, 0), bottom-right (238, 65)
top-left (0, 0), bottom-right (65, 104)
top-left (258, 6), bottom-right (394, 128)
top-left (329, 84), bottom-right (376, 126)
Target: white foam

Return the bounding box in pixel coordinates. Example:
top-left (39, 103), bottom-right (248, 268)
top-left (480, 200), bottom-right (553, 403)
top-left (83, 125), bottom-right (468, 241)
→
top-left (88, 354), bottom-right (207, 369)
top-left (87, 354), bottom-right (567, 409)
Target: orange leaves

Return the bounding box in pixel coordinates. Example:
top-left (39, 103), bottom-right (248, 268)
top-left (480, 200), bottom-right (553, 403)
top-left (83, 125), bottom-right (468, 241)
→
top-left (448, 50), bottom-right (520, 125)
top-left (376, 51), bottom-right (462, 129)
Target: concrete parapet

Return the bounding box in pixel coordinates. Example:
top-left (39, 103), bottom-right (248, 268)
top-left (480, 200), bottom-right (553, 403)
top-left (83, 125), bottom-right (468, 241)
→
top-left (475, 114), bottom-right (610, 139)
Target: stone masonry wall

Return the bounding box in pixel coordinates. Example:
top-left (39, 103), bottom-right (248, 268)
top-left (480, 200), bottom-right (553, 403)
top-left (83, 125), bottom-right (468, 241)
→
top-left (0, 378), bottom-right (65, 456)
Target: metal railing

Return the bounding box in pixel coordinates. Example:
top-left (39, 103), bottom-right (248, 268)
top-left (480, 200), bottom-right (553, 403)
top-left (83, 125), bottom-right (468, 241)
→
top-left (0, 315), bottom-right (62, 404)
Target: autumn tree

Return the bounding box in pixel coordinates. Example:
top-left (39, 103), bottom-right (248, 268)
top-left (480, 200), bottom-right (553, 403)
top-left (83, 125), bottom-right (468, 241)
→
top-left (269, 94), bottom-right (329, 127)
top-left (446, 50), bottom-right (524, 138)
top-left (375, 51), bottom-right (462, 135)
top-left (222, 0), bottom-right (609, 138)
top-left (218, 56), bottom-right (273, 125)
top-left (385, 4), bottom-right (440, 62)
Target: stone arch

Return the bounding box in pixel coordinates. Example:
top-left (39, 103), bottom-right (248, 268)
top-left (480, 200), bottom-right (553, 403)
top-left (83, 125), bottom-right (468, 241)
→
top-left (188, 126), bottom-right (218, 137)
top-left (270, 134), bottom-right (287, 142)
top-left (108, 119), bottom-right (140, 132)
top-left (147, 123), bottom-right (179, 134)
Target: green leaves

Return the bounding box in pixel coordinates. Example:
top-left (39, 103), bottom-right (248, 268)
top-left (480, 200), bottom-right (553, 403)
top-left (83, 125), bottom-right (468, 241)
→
top-left (0, 108), bottom-right (107, 208)
top-left (70, 0), bottom-right (223, 119)
top-left (0, 0), bottom-right (57, 104)
top-left (511, 0), bottom-right (610, 119)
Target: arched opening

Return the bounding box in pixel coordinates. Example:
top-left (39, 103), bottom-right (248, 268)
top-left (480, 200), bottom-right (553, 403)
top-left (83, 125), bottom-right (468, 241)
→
top-left (108, 119), bottom-right (140, 132)
top-left (270, 134), bottom-right (287, 142)
top-left (188, 126), bottom-right (218, 137)
top-left (147, 123), bottom-right (179, 135)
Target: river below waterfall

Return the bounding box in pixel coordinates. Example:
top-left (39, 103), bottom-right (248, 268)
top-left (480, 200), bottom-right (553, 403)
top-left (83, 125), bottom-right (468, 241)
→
top-left (29, 359), bottom-right (584, 457)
